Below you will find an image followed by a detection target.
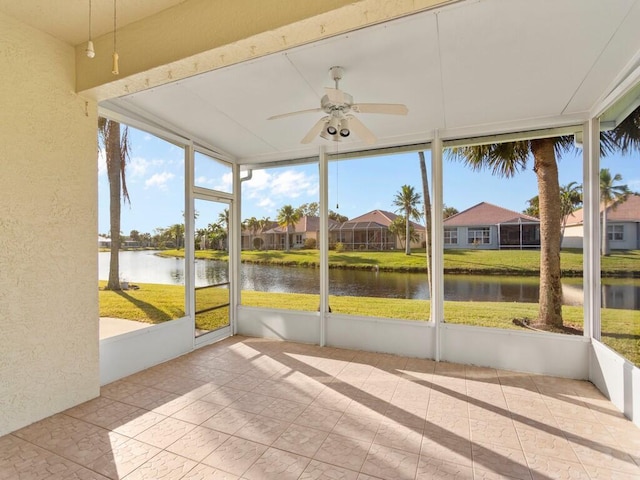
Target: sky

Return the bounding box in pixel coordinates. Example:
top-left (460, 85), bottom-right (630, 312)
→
top-left (98, 126), bottom-right (640, 236)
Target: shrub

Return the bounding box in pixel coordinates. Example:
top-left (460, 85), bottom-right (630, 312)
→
top-left (335, 242), bottom-right (345, 253)
top-left (303, 238), bottom-right (317, 249)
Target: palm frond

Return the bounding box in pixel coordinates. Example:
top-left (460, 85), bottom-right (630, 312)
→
top-left (610, 104), bottom-right (640, 154)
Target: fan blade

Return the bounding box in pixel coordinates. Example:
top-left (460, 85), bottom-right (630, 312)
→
top-left (352, 103), bottom-right (408, 115)
top-left (324, 87), bottom-right (345, 104)
top-left (346, 115), bottom-right (377, 145)
top-left (301, 116), bottom-right (329, 144)
top-left (268, 108), bottom-right (323, 120)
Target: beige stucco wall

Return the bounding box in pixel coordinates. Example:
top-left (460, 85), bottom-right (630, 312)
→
top-left (0, 12), bottom-right (99, 435)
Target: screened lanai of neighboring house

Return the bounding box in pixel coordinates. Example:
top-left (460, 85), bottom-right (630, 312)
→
top-left (3, 0), bottom-right (640, 450)
top-left (329, 221), bottom-right (395, 250)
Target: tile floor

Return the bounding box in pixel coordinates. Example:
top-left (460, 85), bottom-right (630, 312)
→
top-left (2, 336), bottom-right (640, 479)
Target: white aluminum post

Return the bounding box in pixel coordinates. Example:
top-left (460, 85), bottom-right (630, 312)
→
top-left (185, 142), bottom-right (195, 339)
top-left (584, 118), bottom-right (601, 340)
top-left (319, 147), bottom-right (328, 346)
top-left (231, 163), bottom-right (241, 335)
top-left (431, 131), bottom-right (444, 361)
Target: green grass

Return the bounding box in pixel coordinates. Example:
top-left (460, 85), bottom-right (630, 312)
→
top-left (161, 248), bottom-right (640, 276)
top-left (99, 281), bottom-right (640, 366)
top-left (99, 280), bottom-right (184, 322)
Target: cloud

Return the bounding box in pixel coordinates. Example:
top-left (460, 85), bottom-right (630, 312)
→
top-left (245, 169), bottom-right (317, 196)
top-left (271, 170), bottom-right (318, 197)
top-left (128, 156), bottom-right (152, 178)
top-left (627, 177), bottom-right (640, 192)
top-left (242, 169), bottom-right (318, 215)
top-left (213, 172), bottom-right (233, 191)
top-left (145, 172), bottom-right (175, 190)
top-left (258, 197), bottom-right (275, 208)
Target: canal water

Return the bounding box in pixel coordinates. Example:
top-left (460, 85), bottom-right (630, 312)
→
top-left (99, 251), bottom-right (640, 309)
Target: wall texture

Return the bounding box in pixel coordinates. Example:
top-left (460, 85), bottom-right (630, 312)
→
top-left (0, 11), bottom-right (99, 435)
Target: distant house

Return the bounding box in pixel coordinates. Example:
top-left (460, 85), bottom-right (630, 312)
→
top-left (98, 236), bottom-right (111, 248)
top-left (242, 216), bottom-right (338, 250)
top-left (240, 220), bottom-right (278, 250)
top-left (329, 209), bottom-right (424, 250)
top-left (562, 194), bottom-right (640, 250)
top-left (443, 202), bottom-right (540, 250)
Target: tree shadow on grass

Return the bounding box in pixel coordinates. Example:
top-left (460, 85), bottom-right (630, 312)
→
top-left (115, 290), bottom-right (174, 323)
top-left (602, 331), bottom-right (640, 340)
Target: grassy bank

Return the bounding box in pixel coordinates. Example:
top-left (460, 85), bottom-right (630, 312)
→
top-left (100, 281), bottom-right (639, 365)
top-left (160, 248), bottom-right (640, 277)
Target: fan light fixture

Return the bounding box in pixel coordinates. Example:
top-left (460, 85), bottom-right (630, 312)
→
top-left (339, 117), bottom-right (350, 138)
top-left (267, 66), bottom-right (408, 145)
top-left (326, 116), bottom-right (340, 135)
top-left (85, 0), bottom-right (95, 58)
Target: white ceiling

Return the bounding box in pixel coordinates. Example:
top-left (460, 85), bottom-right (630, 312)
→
top-left (101, 0), bottom-right (640, 165)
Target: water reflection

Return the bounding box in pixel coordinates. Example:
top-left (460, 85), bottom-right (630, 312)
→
top-left (98, 251), bottom-right (640, 309)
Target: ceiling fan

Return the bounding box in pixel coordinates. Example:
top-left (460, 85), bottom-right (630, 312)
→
top-left (268, 66), bottom-right (408, 145)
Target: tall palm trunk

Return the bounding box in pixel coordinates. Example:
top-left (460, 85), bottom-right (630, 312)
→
top-left (404, 211), bottom-right (411, 255)
top-left (419, 152), bottom-right (432, 295)
top-left (531, 138), bottom-right (563, 328)
top-left (106, 122), bottom-right (122, 290)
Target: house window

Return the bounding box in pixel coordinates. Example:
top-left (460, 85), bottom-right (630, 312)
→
top-left (295, 234), bottom-right (303, 245)
top-left (444, 228), bottom-right (458, 245)
top-left (468, 227), bottom-right (490, 245)
top-left (607, 224), bottom-right (624, 241)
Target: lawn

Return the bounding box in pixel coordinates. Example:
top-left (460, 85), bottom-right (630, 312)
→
top-left (100, 281), bottom-right (640, 366)
top-left (162, 248), bottom-right (640, 276)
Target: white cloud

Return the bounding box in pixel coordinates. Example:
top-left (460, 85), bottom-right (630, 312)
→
top-left (258, 197), bottom-right (275, 209)
top-left (244, 169), bottom-right (271, 195)
top-left (244, 169), bottom-right (318, 210)
top-left (145, 172), bottom-right (175, 190)
top-left (213, 172), bottom-right (233, 191)
top-left (271, 170), bottom-right (318, 197)
top-left (128, 156), bottom-right (152, 178)
top-left (195, 175), bottom-right (211, 185)
top-left (240, 168), bottom-right (319, 216)
top-left (627, 178), bottom-right (640, 192)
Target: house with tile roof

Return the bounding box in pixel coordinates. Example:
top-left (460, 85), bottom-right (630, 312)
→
top-left (329, 209), bottom-right (425, 250)
top-left (243, 216), bottom-right (340, 250)
top-left (443, 202), bottom-right (540, 250)
top-left (562, 194), bottom-right (640, 250)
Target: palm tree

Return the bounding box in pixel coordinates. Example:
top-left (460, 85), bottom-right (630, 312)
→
top-left (393, 185), bottom-right (422, 255)
top-left (443, 205), bottom-right (459, 219)
top-left (559, 182), bottom-right (582, 248)
top-left (329, 210), bottom-right (348, 223)
top-left (418, 152), bottom-right (432, 294)
top-left (390, 215), bottom-right (419, 248)
top-left (168, 223), bottom-right (185, 249)
top-left (276, 205), bottom-right (300, 252)
top-left (388, 216), bottom-right (404, 248)
top-left (246, 216), bottom-right (260, 250)
top-left (602, 104), bottom-right (640, 154)
top-left (523, 195), bottom-right (540, 217)
top-left (599, 169), bottom-right (630, 256)
top-left (257, 216), bottom-right (272, 250)
top-left (450, 136), bottom-right (574, 329)
top-left (218, 208), bottom-right (230, 251)
top-left (98, 118), bottom-right (131, 291)
top-left (196, 228), bottom-right (209, 250)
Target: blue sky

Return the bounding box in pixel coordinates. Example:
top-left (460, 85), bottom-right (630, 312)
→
top-left (98, 127), bottom-right (640, 236)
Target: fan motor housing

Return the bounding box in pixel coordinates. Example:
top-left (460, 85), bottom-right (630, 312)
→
top-left (321, 93), bottom-right (353, 115)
